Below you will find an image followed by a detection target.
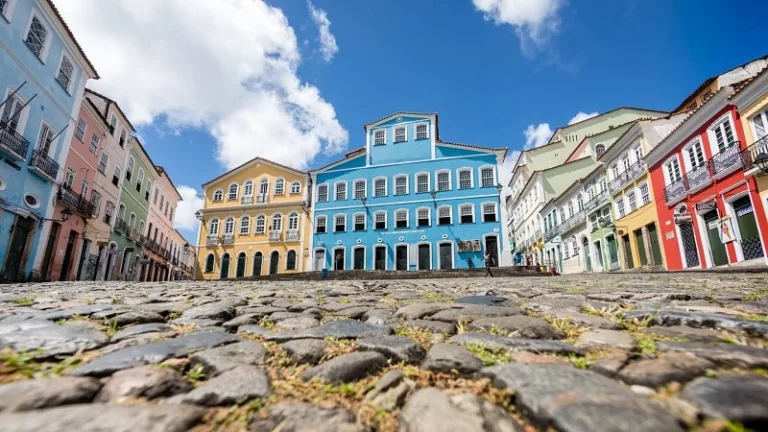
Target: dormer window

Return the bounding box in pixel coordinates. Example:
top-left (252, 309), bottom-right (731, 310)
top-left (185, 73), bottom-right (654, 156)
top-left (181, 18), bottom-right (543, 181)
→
top-left (415, 123), bottom-right (429, 140)
top-left (374, 130), bottom-right (386, 145)
top-left (394, 126), bottom-right (407, 143)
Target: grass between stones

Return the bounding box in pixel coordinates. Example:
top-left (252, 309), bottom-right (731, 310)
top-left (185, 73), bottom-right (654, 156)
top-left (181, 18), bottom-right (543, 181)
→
top-left (421, 292), bottom-right (454, 303)
top-left (465, 343), bottom-right (510, 366)
top-left (635, 335), bottom-right (657, 355)
top-left (0, 348), bottom-right (98, 383)
top-left (743, 287), bottom-right (768, 302)
top-left (394, 326), bottom-right (436, 348)
top-left (11, 296), bottom-right (36, 305)
top-left (542, 315), bottom-right (588, 343)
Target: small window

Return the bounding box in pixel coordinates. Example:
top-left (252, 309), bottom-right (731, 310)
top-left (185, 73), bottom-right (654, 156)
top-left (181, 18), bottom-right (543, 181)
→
top-left (109, 116), bottom-right (117, 136)
top-left (213, 190), bottom-right (223, 201)
top-left (394, 126), bottom-right (407, 142)
top-left (480, 167), bottom-right (495, 187)
top-left (334, 214), bottom-right (346, 232)
top-left (317, 184), bottom-right (329, 202)
top-left (37, 123), bottom-right (55, 154)
top-left (374, 178), bottom-right (386, 197)
top-left (119, 130), bottom-right (126, 147)
top-left (56, 55), bottom-right (74, 92)
top-left (640, 183), bottom-right (650, 205)
top-left (316, 216), bottom-right (327, 233)
top-left (75, 118), bottom-right (86, 141)
top-left (209, 218), bottom-right (220, 235)
top-left (617, 198), bottom-right (626, 218)
top-left (416, 173), bottom-right (429, 193)
top-left (224, 217), bottom-right (235, 235)
top-left (228, 183), bottom-right (238, 200)
top-left (275, 178), bottom-right (285, 195)
top-left (627, 191), bottom-right (637, 212)
top-left (135, 169), bottom-right (144, 193)
top-left (460, 204), bottom-right (474, 223)
top-left (395, 210), bottom-right (408, 228)
top-left (255, 215), bottom-right (266, 233)
top-left (354, 213), bottom-right (366, 231)
top-left (458, 169), bottom-right (473, 189)
top-left (64, 167), bottom-right (75, 189)
top-left (89, 133), bottom-right (99, 154)
top-left (482, 203), bottom-right (497, 222)
top-left (374, 129), bottom-right (386, 145)
top-left (595, 144), bottom-right (606, 158)
top-left (112, 166), bottom-right (121, 187)
top-left (437, 171), bottom-right (451, 191)
top-left (438, 206), bottom-right (452, 225)
top-left (417, 208), bottom-right (430, 227)
top-left (354, 179), bottom-right (366, 200)
top-left (25, 16), bottom-right (48, 58)
top-left (240, 216), bottom-right (250, 235)
top-left (125, 157), bottom-right (134, 182)
top-left (243, 181), bottom-right (254, 197)
top-left (665, 157), bottom-right (682, 183)
top-left (97, 152), bottom-right (109, 174)
top-left (335, 182), bottom-right (347, 201)
top-left (290, 181), bottom-right (301, 194)
top-left (374, 211), bottom-right (386, 229)
top-left (415, 123), bottom-right (428, 140)
top-left (90, 191), bottom-right (101, 217)
top-left (394, 175), bottom-right (408, 195)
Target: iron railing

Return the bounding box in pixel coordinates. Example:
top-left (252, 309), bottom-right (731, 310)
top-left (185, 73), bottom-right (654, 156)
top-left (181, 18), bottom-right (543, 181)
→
top-left (58, 185), bottom-right (95, 218)
top-left (584, 189), bottom-right (609, 212)
top-left (114, 218), bottom-right (128, 234)
top-left (241, 196), bottom-right (254, 205)
top-left (685, 161), bottom-right (712, 191)
top-left (221, 234), bottom-right (235, 245)
top-left (560, 211), bottom-right (586, 233)
top-left (286, 230), bottom-right (299, 241)
top-left (741, 136), bottom-right (768, 173)
top-left (206, 235), bottom-right (219, 246)
top-left (256, 195), bottom-right (269, 204)
top-left (269, 231), bottom-right (282, 241)
top-left (664, 178), bottom-right (686, 204)
top-left (29, 149), bottom-right (59, 181)
top-left (711, 142), bottom-right (742, 174)
top-left (0, 120), bottom-right (30, 161)
top-left (609, 160), bottom-right (647, 194)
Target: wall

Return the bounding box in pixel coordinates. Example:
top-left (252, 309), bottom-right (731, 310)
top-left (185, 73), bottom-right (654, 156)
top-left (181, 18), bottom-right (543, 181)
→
top-left (368, 116), bottom-right (432, 166)
top-left (738, 88), bottom-right (768, 223)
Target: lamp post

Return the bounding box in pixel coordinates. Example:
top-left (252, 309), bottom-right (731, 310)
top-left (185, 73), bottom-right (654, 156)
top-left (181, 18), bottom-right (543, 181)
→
top-left (39, 208), bottom-right (72, 226)
top-left (361, 196), bottom-right (367, 208)
top-left (430, 190), bottom-right (437, 206)
top-left (754, 152), bottom-right (768, 174)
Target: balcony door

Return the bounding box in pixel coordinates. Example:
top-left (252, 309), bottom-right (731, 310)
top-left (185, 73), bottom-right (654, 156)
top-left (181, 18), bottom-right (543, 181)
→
top-left (678, 222), bottom-right (700, 268)
top-left (703, 210), bottom-right (728, 267)
top-left (220, 253), bottom-right (230, 279)
top-left (734, 197), bottom-right (765, 261)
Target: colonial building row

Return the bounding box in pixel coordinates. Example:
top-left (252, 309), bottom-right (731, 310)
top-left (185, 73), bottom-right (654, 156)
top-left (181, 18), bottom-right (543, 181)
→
top-left (0, 1), bottom-right (194, 281)
top-left (508, 55), bottom-right (768, 273)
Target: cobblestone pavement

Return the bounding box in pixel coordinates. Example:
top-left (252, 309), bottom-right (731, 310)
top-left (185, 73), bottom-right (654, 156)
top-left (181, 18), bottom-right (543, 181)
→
top-left (1, 273), bottom-right (768, 431)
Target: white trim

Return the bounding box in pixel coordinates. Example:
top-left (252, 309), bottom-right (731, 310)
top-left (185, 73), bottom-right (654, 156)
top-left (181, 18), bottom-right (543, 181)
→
top-left (372, 128), bottom-right (387, 146)
top-left (23, 10), bottom-right (52, 62)
top-left (212, 189), bottom-right (224, 202)
top-left (415, 241), bottom-right (432, 270)
top-left (394, 208), bottom-right (409, 228)
top-left (352, 211), bottom-right (367, 231)
top-left (481, 201), bottom-right (498, 223)
top-left (459, 202), bottom-right (475, 224)
top-left (457, 167), bottom-right (474, 189)
top-left (290, 180), bottom-right (302, 194)
top-left (373, 210), bottom-right (387, 230)
top-left (482, 233), bottom-right (501, 267)
top-left (414, 171), bottom-right (430, 194)
top-left (351, 245), bottom-right (366, 270)
top-left (332, 246), bottom-right (346, 271)
top-left (435, 169), bottom-right (452, 192)
top-left (254, 214), bottom-right (267, 234)
top-left (706, 111), bottom-right (737, 156)
top-left (373, 176), bottom-right (388, 197)
top-left (415, 206), bottom-right (431, 227)
top-left (393, 242), bottom-right (409, 271)
top-left (1, 87), bottom-right (30, 135)
top-left (1, 0), bottom-right (19, 21)
top-left (316, 183), bottom-right (330, 202)
top-left (393, 125), bottom-right (408, 143)
top-left (315, 192), bottom-right (500, 211)
top-left (372, 244), bottom-right (388, 270)
top-left (333, 180), bottom-right (348, 201)
top-left (414, 122), bottom-right (430, 140)
top-left (54, 49), bottom-right (77, 94)
top-left (662, 154), bottom-right (683, 186)
top-left (393, 174), bottom-right (409, 195)
top-left (478, 165), bottom-right (497, 188)
top-left (239, 215), bottom-right (251, 235)
top-left (437, 240), bottom-right (455, 269)
top-left (274, 177), bottom-right (286, 196)
top-left (353, 178), bottom-right (367, 200)
top-left (242, 180), bottom-right (254, 197)
top-left (333, 213), bottom-right (347, 232)
top-left (227, 182), bottom-right (239, 201)
top-left (312, 248), bottom-right (326, 271)
top-left (315, 215), bottom-right (328, 233)
top-left (318, 152), bottom-right (495, 174)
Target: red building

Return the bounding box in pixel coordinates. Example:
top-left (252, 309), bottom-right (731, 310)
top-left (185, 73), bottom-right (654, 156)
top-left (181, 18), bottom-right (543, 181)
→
top-left (646, 84), bottom-right (768, 270)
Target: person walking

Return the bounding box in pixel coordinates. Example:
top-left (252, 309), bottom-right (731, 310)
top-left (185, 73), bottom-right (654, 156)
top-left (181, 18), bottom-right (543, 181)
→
top-left (484, 252), bottom-right (494, 277)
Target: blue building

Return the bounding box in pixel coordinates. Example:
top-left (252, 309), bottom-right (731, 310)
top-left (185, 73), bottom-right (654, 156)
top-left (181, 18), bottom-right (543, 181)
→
top-left (0, 0), bottom-right (98, 280)
top-left (310, 112), bottom-right (509, 271)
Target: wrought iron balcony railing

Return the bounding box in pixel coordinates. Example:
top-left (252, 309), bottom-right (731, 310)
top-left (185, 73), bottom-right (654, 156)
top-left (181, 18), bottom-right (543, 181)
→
top-left (221, 234), bottom-right (235, 245)
top-left (114, 218), bottom-right (128, 234)
top-left (58, 185), bottom-right (95, 218)
top-left (664, 178), bottom-right (686, 205)
top-left (269, 231), bottom-right (282, 242)
top-left (137, 235), bottom-right (146, 246)
top-left (742, 135), bottom-right (768, 174)
top-left (609, 160), bottom-right (647, 194)
top-left (711, 142), bottom-right (742, 175)
top-left (685, 161), bottom-right (712, 191)
top-left (286, 230), bottom-right (299, 241)
top-left (241, 196), bottom-right (254, 205)
top-left (256, 195), bottom-right (269, 204)
top-left (29, 149), bottom-right (59, 182)
top-left (206, 235), bottom-right (219, 246)
top-left (561, 211), bottom-right (586, 233)
top-left (0, 121), bottom-right (30, 161)
top-left (584, 189), bottom-right (610, 212)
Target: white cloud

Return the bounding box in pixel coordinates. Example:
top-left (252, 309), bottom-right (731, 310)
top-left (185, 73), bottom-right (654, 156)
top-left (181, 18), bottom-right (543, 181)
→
top-left (499, 150), bottom-right (520, 198)
top-left (56, 0), bottom-right (348, 171)
top-left (174, 185), bottom-right (204, 233)
top-left (308, 1), bottom-right (339, 63)
top-left (568, 111), bottom-right (599, 125)
top-left (523, 123), bottom-right (553, 149)
top-left (472, 0), bottom-right (564, 56)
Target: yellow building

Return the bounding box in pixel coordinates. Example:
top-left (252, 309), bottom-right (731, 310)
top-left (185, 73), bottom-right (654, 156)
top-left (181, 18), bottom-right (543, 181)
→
top-left (195, 158), bottom-right (312, 279)
top-left (733, 67), bottom-right (768, 210)
top-left (599, 116), bottom-right (687, 270)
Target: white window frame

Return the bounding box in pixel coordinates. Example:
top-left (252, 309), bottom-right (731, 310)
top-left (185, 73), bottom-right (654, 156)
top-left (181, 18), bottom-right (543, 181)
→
top-left (243, 180), bottom-right (254, 197)
top-left (317, 183), bottom-right (329, 202)
top-left (88, 133), bottom-right (99, 154)
top-left (55, 51), bottom-right (76, 94)
top-left (627, 190), bottom-right (638, 212)
top-left (271, 213), bottom-right (283, 232)
top-left (239, 216), bottom-right (251, 235)
top-left (315, 215), bottom-right (327, 233)
top-left (255, 214), bottom-right (266, 234)
top-left (683, 137), bottom-right (706, 171)
top-left (334, 213), bottom-right (347, 232)
top-left (639, 182), bottom-right (650, 205)
top-left (287, 212), bottom-right (299, 231)
top-left (373, 129), bottom-right (386, 145)
top-left (373, 210), bottom-right (387, 230)
top-left (616, 196), bottom-right (626, 218)
top-left (98, 151), bottom-right (109, 174)
top-left (353, 178), bottom-right (367, 200)
top-left (0, 88), bottom-right (29, 134)
top-left (437, 205), bottom-right (452, 225)
top-left (213, 189), bottom-right (223, 202)
top-left (1, 0), bottom-right (19, 21)
top-left (224, 217), bottom-right (235, 235)
top-left (415, 172), bottom-right (430, 194)
top-left (75, 117), bottom-right (86, 141)
top-left (274, 177), bottom-right (285, 195)
top-left (64, 167), bottom-right (75, 189)
top-left (353, 212), bottom-right (366, 231)
top-left (482, 202), bottom-right (497, 223)
top-left (373, 177), bottom-right (387, 197)
top-left (394, 174), bottom-right (409, 195)
top-left (750, 108), bottom-right (768, 140)
top-left (479, 165), bottom-right (496, 188)
top-left (209, 218), bottom-right (220, 235)
top-left (436, 170), bottom-right (452, 192)
top-left (459, 203), bottom-right (475, 223)
top-left (414, 122), bottom-right (429, 140)
top-left (707, 112), bottom-right (737, 154)
top-left (416, 207), bottom-right (431, 227)
top-left (290, 181), bottom-right (301, 194)
top-left (228, 183), bottom-right (239, 200)
top-left (457, 168), bottom-right (473, 189)
top-left (393, 125), bottom-right (407, 143)
top-left (395, 209), bottom-right (409, 228)
top-left (334, 181), bottom-right (348, 201)
top-left (663, 155), bottom-right (683, 185)
top-left (23, 11), bottom-right (51, 61)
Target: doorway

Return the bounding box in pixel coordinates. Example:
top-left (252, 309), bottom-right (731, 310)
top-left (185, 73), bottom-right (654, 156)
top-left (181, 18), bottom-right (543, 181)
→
top-left (679, 222), bottom-right (700, 268)
top-left (4, 216), bottom-right (33, 281)
top-left (220, 253), bottom-right (230, 279)
top-left (374, 246), bottom-right (386, 270)
top-left (40, 222), bottom-right (59, 281)
top-left (104, 244), bottom-right (117, 281)
top-left (417, 244), bottom-right (430, 270)
top-left (733, 196), bottom-right (765, 261)
top-left (582, 237), bottom-right (591, 272)
top-left (60, 230), bottom-right (78, 281)
top-left (484, 236), bottom-right (499, 267)
top-left (270, 251), bottom-right (280, 275)
top-left (395, 245), bottom-right (408, 270)
top-left (353, 247), bottom-right (365, 270)
top-left (606, 235), bottom-right (619, 270)
top-left (313, 250), bottom-right (324, 271)
top-left (633, 229), bottom-right (647, 266)
top-left (332, 249), bottom-right (344, 271)
top-left (253, 252), bottom-right (263, 276)
top-left (77, 238), bottom-right (90, 281)
top-left (594, 240), bottom-right (604, 270)
top-left (647, 223), bottom-right (663, 266)
top-left (703, 210), bottom-right (728, 266)
top-left (621, 234), bottom-right (634, 269)
top-left (236, 252), bottom-right (246, 278)
top-left (439, 243), bottom-right (452, 269)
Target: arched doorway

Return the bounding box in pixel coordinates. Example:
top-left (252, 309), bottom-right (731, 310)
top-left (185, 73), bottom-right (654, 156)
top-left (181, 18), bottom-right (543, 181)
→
top-left (236, 252), bottom-right (246, 278)
top-left (253, 252), bottom-right (263, 276)
top-left (220, 253), bottom-right (230, 279)
top-left (104, 243), bottom-right (117, 280)
top-left (269, 251), bottom-right (279, 275)
top-left (582, 237), bottom-right (591, 272)
top-left (703, 209), bottom-right (728, 266)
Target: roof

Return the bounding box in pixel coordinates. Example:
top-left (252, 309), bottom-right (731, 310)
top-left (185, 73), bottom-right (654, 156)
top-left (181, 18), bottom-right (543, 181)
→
top-left (202, 156), bottom-right (307, 189)
top-left (364, 112), bottom-right (437, 129)
top-left (437, 141), bottom-right (508, 160)
top-left (130, 136), bottom-right (160, 175)
top-left (546, 106), bottom-right (669, 145)
top-left (155, 166), bottom-right (182, 201)
top-left (85, 88), bottom-right (137, 132)
top-left (45, 0), bottom-right (99, 79)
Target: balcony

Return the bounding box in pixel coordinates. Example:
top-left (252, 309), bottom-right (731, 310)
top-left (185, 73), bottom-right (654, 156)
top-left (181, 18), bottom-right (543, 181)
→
top-left (241, 196), bottom-right (254, 205)
top-left (221, 234), bottom-right (235, 245)
top-left (591, 214), bottom-right (613, 233)
top-left (206, 235), bottom-right (219, 246)
top-left (711, 143), bottom-right (742, 176)
top-left (584, 190), bottom-right (610, 212)
top-left (742, 136), bottom-right (768, 176)
top-left (609, 160), bottom-right (647, 194)
top-left (172, 257), bottom-right (178, 265)
top-left (534, 229), bottom-right (542, 240)
top-left (685, 161), bottom-right (712, 192)
top-left (561, 211), bottom-right (586, 234)
top-left (58, 185), bottom-right (95, 218)
top-left (664, 178), bottom-right (686, 205)
top-left (0, 121), bottom-right (30, 161)
top-left (29, 149), bottom-right (59, 182)
top-left (114, 218), bottom-right (128, 235)
top-left (127, 228), bottom-right (138, 241)
top-left (269, 231), bottom-right (282, 242)
top-left (137, 235), bottom-right (146, 246)
top-left (286, 230), bottom-right (299, 241)
top-left (256, 195), bottom-right (269, 204)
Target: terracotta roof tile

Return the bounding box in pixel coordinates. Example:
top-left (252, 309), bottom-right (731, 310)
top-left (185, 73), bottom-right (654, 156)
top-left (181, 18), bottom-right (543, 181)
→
top-left (46, 0), bottom-right (99, 79)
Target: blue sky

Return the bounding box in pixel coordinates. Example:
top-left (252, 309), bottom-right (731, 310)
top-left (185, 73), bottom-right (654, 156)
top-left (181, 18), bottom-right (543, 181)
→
top-left (58, 0), bottom-right (768, 244)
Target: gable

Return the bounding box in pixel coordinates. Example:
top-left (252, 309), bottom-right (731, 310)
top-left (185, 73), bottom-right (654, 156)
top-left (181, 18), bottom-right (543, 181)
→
top-left (202, 157), bottom-right (305, 188)
top-left (436, 144), bottom-right (496, 159)
top-left (324, 154), bottom-right (367, 172)
top-left (376, 115), bottom-right (430, 128)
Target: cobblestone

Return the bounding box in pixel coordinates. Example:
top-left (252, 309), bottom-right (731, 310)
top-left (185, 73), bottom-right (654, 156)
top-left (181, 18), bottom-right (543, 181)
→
top-left (0, 272), bottom-right (767, 431)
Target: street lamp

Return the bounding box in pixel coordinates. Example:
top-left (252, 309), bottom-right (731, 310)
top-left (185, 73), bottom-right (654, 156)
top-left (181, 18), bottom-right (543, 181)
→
top-left (39, 208), bottom-right (72, 226)
top-left (430, 190), bottom-right (437, 205)
top-left (754, 152), bottom-right (768, 174)
top-left (194, 210), bottom-right (203, 220)
top-left (361, 196), bottom-right (367, 208)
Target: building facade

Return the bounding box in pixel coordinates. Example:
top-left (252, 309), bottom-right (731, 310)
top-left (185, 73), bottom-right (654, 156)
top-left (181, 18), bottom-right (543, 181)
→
top-left (311, 112), bottom-right (508, 272)
top-left (196, 157), bottom-right (312, 279)
top-left (0, 0), bottom-right (98, 281)
top-left (140, 166), bottom-right (181, 281)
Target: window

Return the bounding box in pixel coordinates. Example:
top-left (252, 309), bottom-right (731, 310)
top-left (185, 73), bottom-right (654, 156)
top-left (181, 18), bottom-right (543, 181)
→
top-left (1, 94), bottom-right (23, 132)
top-left (415, 123), bottom-right (428, 140)
top-left (37, 123), bottom-right (54, 154)
top-left (56, 55), bottom-right (74, 91)
top-left (751, 108), bottom-right (768, 139)
top-left (287, 250), bottom-right (297, 270)
top-left (135, 169), bottom-right (144, 193)
top-left (240, 216), bottom-right (250, 235)
top-left (334, 214), bottom-right (346, 232)
top-left (458, 169), bottom-right (473, 189)
top-left (90, 190), bottom-right (101, 217)
top-left (255, 215), bottom-right (266, 233)
top-left (335, 181), bottom-right (347, 201)
top-left (353, 179), bottom-right (366, 199)
top-left (482, 203), bottom-right (497, 222)
top-left (711, 117), bottom-right (736, 152)
top-left (480, 167), bottom-right (495, 187)
top-left (209, 218), bottom-right (220, 235)
top-left (98, 152), bottom-right (108, 174)
top-left (205, 254), bottom-right (215, 273)
top-left (317, 184), bottom-right (329, 202)
top-left (437, 171), bottom-right (451, 191)
top-left (639, 183), bottom-right (650, 205)
top-left (64, 167), bottom-right (75, 189)
top-left (112, 166), bottom-right (121, 187)
top-left (634, 146), bottom-right (643, 163)
top-left (109, 116), bottom-right (117, 136)
top-left (275, 178), bottom-right (285, 195)
top-left (416, 173), bottom-right (429, 193)
top-left (290, 181), bottom-right (301, 194)
top-left (75, 118), bottom-right (86, 141)
top-left (154, 188), bottom-right (159, 204)
top-left (213, 189), bottom-right (223, 201)
top-left (228, 183), bottom-right (238, 200)
top-left (665, 157), bottom-right (682, 183)
top-left (354, 213), bottom-right (366, 230)
top-left (126, 157), bottom-right (134, 182)
top-left (25, 16), bottom-right (48, 58)
top-left (627, 191), bottom-right (637, 212)
top-left (288, 212), bottom-right (299, 231)
top-left (374, 178), bottom-right (386, 197)
top-left (595, 144), bottom-right (606, 158)
top-left (243, 181), bottom-right (254, 197)
top-left (394, 126), bottom-right (406, 142)
top-left (373, 129), bottom-right (386, 145)
top-left (617, 197), bottom-right (626, 218)
top-left (86, 132), bottom-right (99, 154)
top-left (119, 130), bottom-right (126, 147)
top-left (686, 139), bottom-right (706, 169)
top-left (224, 217), bottom-right (235, 235)
top-left (316, 216), bottom-right (327, 233)
top-left (460, 204), bottom-right (474, 223)
top-left (438, 206), bottom-right (452, 225)
top-left (103, 201), bottom-right (114, 224)
top-left (374, 211), bottom-right (386, 229)
top-left (160, 195), bottom-right (164, 209)
top-left (395, 210), bottom-right (408, 228)
top-left (394, 175), bottom-right (408, 195)
top-left (417, 208), bottom-right (430, 227)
